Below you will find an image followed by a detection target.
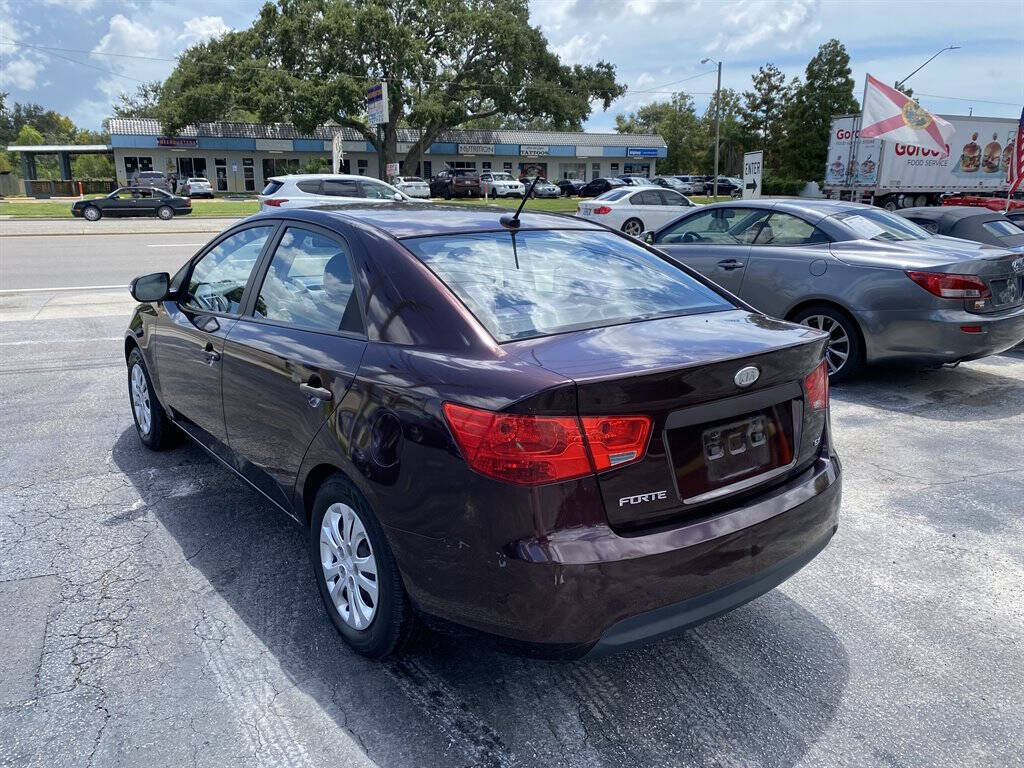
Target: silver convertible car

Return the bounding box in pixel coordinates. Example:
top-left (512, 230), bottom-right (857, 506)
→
top-left (642, 200), bottom-right (1024, 381)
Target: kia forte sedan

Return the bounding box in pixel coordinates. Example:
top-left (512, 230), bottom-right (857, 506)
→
top-left (644, 200), bottom-right (1024, 381)
top-left (124, 205), bottom-right (840, 659)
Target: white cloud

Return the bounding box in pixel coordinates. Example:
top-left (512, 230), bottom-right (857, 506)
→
top-left (1, 56), bottom-right (46, 90)
top-left (178, 15), bottom-right (230, 44)
top-left (707, 0), bottom-right (821, 55)
top-left (554, 32), bottom-right (609, 66)
top-left (93, 13), bottom-right (164, 59)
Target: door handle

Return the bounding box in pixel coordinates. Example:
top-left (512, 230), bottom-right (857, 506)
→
top-left (717, 259), bottom-right (744, 270)
top-left (202, 342), bottom-right (221, 364)
top-left (299, 382), bottom-right (333, 401)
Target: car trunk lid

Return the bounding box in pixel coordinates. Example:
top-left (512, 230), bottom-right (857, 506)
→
top-left (506, 310), bottom-right (829, 529)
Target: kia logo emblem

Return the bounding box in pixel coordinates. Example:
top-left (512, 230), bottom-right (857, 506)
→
top-left (734, 366), bottom-right (760, 388)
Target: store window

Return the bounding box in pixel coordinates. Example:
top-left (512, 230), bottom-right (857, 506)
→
top-left (123, 156), bottom-right (153, 181)
top-left (592, 163), bottom-right (601, 180)
top-left (422, 161), bottom-right (432, 178)
top-left (175, 157), bottom-right (207, 179)
top-left (623, 163), bottom-right (650, 177)
top-left (481, 161), bottom-right (491, 170)
top-left (503, 162), bottom-right (512, 171)
top-left (214, 158), bottom-right (227, 191)
top-left (610, 163), bottom-right (619, 174)
top-left (357, 159), bottom-right (368, 175)
top-left (451, 161), bottom-right (477, 170)
top-left (337, 158), bottom-right (351, 174)
top-left (261, 157), bottom-right (300, 181)
top-left (242, 158), bottom-right (255, 192)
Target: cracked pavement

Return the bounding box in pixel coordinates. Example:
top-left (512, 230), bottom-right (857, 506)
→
top-left (1, 236), bottom-right (1022, 767)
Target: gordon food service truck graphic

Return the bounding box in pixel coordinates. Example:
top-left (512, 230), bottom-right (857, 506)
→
top-left (828, 114), bottom-right (1016, 191)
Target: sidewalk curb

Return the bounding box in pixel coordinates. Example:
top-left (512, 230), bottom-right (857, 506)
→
top-left (0, 217), bottom-right (243, 237)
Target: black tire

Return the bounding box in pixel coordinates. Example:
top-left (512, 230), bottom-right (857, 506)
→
top-left (127, 348), bottom-right (174, 449)
top-left (791, 304), bottom-right (864, 383)
top-left (443, 187), bottom-right (452, 200)
top-left (621, 218), bottom-right (645, 238)
top-left (310, 475), bottom-right (416, 658)
top-left (157, 205), bottom-right (174, 220)
top-left (83, 205), bottom-right (102, 221)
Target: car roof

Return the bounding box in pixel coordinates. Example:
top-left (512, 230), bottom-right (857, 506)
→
top-left (268, 173), bottom-right (378, 183)
top-left (694, 198), bottom-right (874, 217)
top-left (246, 203), bottom-right (605, 239)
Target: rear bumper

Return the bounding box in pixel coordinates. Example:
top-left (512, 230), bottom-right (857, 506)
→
top-left (390, 451), bottom-right (840, 655)
top-left (859, 304), bottom-right (1024, 364)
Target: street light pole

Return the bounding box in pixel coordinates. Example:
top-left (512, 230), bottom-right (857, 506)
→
top-left (702, 58), bottom-right (722, 198)
top-left (894, 45), bottom-right (960, 91)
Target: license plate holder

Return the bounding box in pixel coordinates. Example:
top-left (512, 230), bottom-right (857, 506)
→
top-left (990, 277), bottom-right (1022, 306)
top-left (701, 414), bottom-right (772, 484)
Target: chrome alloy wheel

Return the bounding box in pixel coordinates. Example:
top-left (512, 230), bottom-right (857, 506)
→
top-left (320, 503), bottom-right (379, 630)
top-left (130, 363), bottom-right (152, 435)
top-left (622, 219), bottom-right (644, 237)
top-left (800, 314), bottom-right (850, 375)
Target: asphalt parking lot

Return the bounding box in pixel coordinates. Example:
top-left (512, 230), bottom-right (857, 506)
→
top-left (1, 228), bottom-right (1022, 768)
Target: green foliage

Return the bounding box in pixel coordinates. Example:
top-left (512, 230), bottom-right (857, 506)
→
top-left (72, 154), bottom-right (115, 178)
top-left (761, 175), bottom-right (805, 196)
top-left (740, 64), bottom-right (794, 173)
top-left (779, 39), bottom-right (859, 181)
top-left (156, 0), bottom-right (625, 175)
top-left (302, 156), bottom-right (330, 174)
top-left (0, 151), bottom-right (13, 174)
top-left (112, 81), bottom-right (165, 118)
top-left (699, 87), bottom-right (746, 176)
top-left (616, 93), bottom-right (704, 174)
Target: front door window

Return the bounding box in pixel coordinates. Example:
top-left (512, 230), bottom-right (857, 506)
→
top-left (183, 226), bottom-right (274, 314)
top-left (214, 158), bottom-right (227, 191)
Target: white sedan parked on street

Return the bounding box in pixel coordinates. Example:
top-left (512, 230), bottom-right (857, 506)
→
top-left (258, 174), bottom-right (413, 210)
top-left (575, 186), bottom-right (699, 237)
top-left (391, 176), bottom-right (431, 198)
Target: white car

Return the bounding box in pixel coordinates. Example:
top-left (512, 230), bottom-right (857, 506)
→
top-left (479, 171), bottom-right (525, 198)
top-left (258, 174), bottom-right (412, 210)
top-left (575, 185), bottom-right (699, 237)
top-left (391, 176), bottom-right (431, 199)
top-left (181, 177), bottom-right (214, 198)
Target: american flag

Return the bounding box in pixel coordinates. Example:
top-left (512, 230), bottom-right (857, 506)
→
top-left (1008, 106), bottom-right (1024, 196)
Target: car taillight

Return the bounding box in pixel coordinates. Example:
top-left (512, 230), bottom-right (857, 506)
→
top-left (804, 360), bottom-right (829, 411)
top-left (591, 205), bottom-right (612, 215)
top-left (442, 404), bottom-right (592, 485)
top-left (580, 416), bottom-right (652, 471)
top-left (264, 198), bottom-right (287, 207)
top-left (906, 270), bottom-right (991, 299)
top-left (442, 404), bottom-right (653, 485)
top-left (185, 199), bottom-right (192, 207)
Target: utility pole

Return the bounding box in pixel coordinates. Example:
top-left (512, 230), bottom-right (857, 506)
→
top-left (702, 58), bottom-right (722, 198)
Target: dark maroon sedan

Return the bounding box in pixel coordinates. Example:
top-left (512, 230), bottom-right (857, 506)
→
top-left (124, 204), bottom-right (841, 658)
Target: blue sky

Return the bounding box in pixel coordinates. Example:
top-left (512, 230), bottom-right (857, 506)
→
top-left (2, 0), bottom-right (1022, 133)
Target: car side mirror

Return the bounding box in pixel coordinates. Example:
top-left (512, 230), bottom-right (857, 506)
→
top-left (392, 192), bottom-right (404, 202)
top-left (130, 272), bottom-right (170, 302)
top-left (642, 231), bottom-right (656, 245)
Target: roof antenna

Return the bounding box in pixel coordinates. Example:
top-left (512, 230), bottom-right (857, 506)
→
top-left (500, 175), bottom-right (541, 230)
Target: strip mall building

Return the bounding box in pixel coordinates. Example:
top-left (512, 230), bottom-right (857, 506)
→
top-left (107, 118), bottom-right (667, 194)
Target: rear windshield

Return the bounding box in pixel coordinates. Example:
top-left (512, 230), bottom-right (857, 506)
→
top-left (262, 180), bottom-right (283, 196)
top-left (595, 189), bottom-right (631, 201)
top-left (982, 219), bottom-right (1024, 236)
top-left (402, 230), bottom-right (733, 341)
top-left (833, 209), bottom-right (930, 241)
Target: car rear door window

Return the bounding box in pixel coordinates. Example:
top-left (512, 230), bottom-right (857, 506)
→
top-left (296, 180), bottom-right (322, 194)
top-left (403, 229), bottom-right (733, 342)
top-left (253, 227), bottom-right (363, 334)
top-left (182, 226), bottom-right (274, 315)
top-left (361, 181), bottom-right (396, 199)
top-left (634, 190), bottom-right (662, 206)
top-left (658, 190), bottom-right (688, 206)
top-left (754, 212), bottom-right (830, 245)
top-left (321, 179), bottom-right (360, 197)
top-left (261, 180), bottom-right (283, 195)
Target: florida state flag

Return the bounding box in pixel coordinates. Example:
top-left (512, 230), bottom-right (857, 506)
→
top-left (1007, 106), bottom-right (1024, 195)
top-left (859, 74), bottom-right (955, 157)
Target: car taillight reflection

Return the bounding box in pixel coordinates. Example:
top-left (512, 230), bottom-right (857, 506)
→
top-left (263, 199), bottom-right (288, 207)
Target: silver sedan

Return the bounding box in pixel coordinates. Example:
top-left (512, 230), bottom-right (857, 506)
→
top-left (644, 199), bottom-right (1024, 381)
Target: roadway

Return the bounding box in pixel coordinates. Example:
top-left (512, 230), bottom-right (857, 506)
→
top-left (1, 226), bottom-right (1022, 768)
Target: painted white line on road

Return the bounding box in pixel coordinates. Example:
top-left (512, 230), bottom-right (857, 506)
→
top-left (0, 337), bottom-right (122, 346)
top-left (0, 285), bottom-right (126, 295)
top-left (146, 243), bottom-right (205, 247)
